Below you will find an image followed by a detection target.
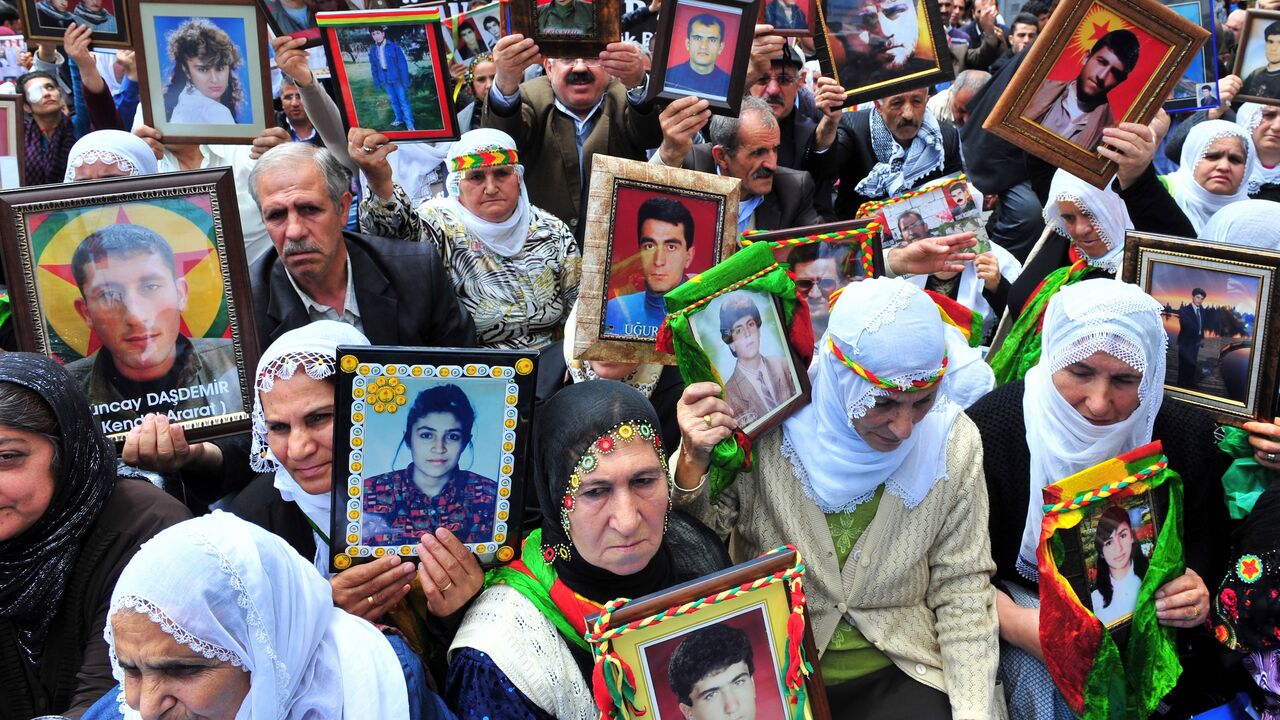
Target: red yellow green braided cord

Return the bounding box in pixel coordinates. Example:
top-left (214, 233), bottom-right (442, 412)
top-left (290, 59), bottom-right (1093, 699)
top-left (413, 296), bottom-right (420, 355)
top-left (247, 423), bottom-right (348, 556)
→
top-left (827, 336), bottom-right (947, 391)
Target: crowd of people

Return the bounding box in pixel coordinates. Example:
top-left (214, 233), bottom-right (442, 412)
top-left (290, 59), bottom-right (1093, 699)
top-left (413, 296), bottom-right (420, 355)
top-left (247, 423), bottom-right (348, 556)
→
top-left (4, 0), bottom-right (1280, 718)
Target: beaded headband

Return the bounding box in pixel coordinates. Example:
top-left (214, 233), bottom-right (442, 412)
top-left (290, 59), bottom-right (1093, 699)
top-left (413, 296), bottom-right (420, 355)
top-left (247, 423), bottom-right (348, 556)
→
top-left (827, 336), bottom-right (947, 392)
top-left (543, 420), bottom-right (668, 564)
top-left (450, 148), bottom-right (519, 172)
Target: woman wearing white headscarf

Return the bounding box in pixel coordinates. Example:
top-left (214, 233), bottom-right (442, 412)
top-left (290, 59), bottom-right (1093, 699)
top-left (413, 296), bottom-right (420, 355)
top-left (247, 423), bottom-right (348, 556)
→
top-left (969, 278), bottom-right (1230, 718)
top-left (1235, 103), bottom-right (1280, 202)
top-left (1204, 198), bottom-right (1280, 250)
top-left (63, 129), bottom-right (158, 181)
top-left (354, 127), bottom-right (580, 350)
top-left (674, 277), bottom-right (999, 718)
top-left (98, 512), bottom-right (449, 719)
top-left (1165, 119), bottom-right (1255, 233)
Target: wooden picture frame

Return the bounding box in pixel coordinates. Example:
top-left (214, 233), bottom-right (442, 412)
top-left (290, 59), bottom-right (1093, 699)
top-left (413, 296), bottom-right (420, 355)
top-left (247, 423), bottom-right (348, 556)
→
top-left (19, 0), bottom-right (131, 48)
top-left (132, 0), bottom-right (274, 144)
top-left (1122, 232), bottom-right (1280, 426)
top-left (648, 0), bottom-right (761, 116)
top-left (1162, 0), bottom-right (1219, 114)
top-left (575, 154), bottom-right (740, 366)
top-left (758, 0), bottom-right (813, 37)
top-left (508, 0), bottom-right (619, 58)
top-left (812, 0), bottom-right (953, 107)
top-left (256, 0), bottom-right (355, 50)
top-left (329, 345), bottom-right (536, 571)
top-left (1233, 9), bottom-right (1280, 107)
top-left (442, 0), bottom-right (506, 62)
top-left (586, 548), bottom-right (831, 720)
top-left (318, 7), bottom-right (462, 142)
top-left (0, 168), bottom-right (259, 443)
top-left (0, 94), bottom-right (26, 189)
top-left (983, 0), bottom-right (1209, 188)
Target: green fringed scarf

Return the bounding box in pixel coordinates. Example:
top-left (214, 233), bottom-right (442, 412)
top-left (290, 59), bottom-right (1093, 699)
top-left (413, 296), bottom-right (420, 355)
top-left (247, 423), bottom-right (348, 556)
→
top-left (485, 529), bottom-right (596, 651)
top-left (990, 258), bottom-right (1098, 385)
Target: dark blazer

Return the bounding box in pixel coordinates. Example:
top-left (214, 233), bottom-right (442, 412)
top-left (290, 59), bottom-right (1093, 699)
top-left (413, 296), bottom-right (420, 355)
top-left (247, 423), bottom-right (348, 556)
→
top-left (1, 479), bottom-right (190, 720)
top-left (803, 108), bottom-right (963, 218)
top-left (250, 231), bottom-right (477, 349)
top-left (1178, 304), bottom-right (1204, 349)
top-left (681, 144), bottom-right (826, 232)
top-left (228, 473), bottom-right (316, 561)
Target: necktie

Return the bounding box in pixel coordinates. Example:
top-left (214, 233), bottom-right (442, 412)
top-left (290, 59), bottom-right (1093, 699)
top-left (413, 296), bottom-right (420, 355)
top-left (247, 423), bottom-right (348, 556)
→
top-left (757, 368), bottom-right (776, 407)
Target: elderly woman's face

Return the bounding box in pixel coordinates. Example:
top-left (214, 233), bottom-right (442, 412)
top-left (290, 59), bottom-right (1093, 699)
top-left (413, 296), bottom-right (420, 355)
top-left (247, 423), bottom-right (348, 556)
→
top-left (0, 426), bottom-right (56, 542)
top-left (409, 411), bottom-right (464, 484)
top-left (851, 385), bottom-right (938, 452)
top-left (1193, 135), bottom-right (1247, 196)
top-left (112, 610), bottom-right (250, 720)
top-left (261, 372), bottom-right (335, 496)
top-left (185, 56), bottom-right (230, 102)
top-left (74, 160), bottom-right (130, 181)
top-left (1051, 351), bottom-right (1142, 426)
top-left (568, 439), bottom-right (667, 576)
top-left (1055, 200), bottom-right (1109, 259)
top-left (458, 165), bottom-right (520, 223)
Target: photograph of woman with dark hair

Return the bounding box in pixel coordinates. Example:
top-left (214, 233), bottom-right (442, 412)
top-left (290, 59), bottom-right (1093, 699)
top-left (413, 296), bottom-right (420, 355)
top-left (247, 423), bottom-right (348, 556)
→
top-left (162, 18), bottom-right (246, 125)
top-left (1089, 504), bottom-right (1150, 626)
top-left (361, 383), bottom-right (499, 546)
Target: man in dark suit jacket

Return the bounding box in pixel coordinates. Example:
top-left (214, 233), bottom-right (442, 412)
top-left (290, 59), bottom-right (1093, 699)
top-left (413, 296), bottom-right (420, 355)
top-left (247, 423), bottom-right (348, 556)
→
top-left (247, 142), bottom-right (476, 349)
top-left (749, 43), bottom-right (834, 220)
top-left (653, 95), bottom-right (825, 233)
top-left (1177, 288), bottom-right (1207, 389)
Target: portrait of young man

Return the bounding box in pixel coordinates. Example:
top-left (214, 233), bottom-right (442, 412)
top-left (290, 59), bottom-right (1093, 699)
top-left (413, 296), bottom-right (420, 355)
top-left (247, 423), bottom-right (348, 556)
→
top-left (1242, 20), bottom-right (1280, 99)
top-left (831, 0), bottom-right (936, 88)
top-left (947, 182), bottom-right (976, 214)
top-left (1025, 28), bottom-right (1141, 151)
top-left (368, 26), bottom-right (416, 130)
top-left (665, 11), bottom-right (735, 100)
top-left (716, 292), bottom-right (796, 431)
top-left (604, 196), bottom-right (698, 340)
top-left (536, 0), bottom-right (594, 36)
top-left (63, 225), bottom-right (243, 434)
top-left (666, 623), bottom-right (771, 720)
top-left (1176, 287), bottom-right (1207, 389)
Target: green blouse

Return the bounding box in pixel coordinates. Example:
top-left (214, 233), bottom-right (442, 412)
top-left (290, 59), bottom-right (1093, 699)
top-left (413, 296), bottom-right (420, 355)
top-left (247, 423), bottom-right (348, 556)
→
top-left (820, 486), bottom-right (894, 683)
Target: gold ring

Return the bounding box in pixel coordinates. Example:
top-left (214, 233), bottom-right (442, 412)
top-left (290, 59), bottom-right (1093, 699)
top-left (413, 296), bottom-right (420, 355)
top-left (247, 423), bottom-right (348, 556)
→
top-left (366, 595), bottom-right (375, 606)
top-left (703, 414), bottom-right (712, 428)
top-left (441, 581), bottom-right (454, 593)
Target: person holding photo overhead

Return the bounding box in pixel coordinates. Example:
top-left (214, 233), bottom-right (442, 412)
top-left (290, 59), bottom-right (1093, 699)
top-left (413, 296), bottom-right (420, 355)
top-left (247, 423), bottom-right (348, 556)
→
top-left (369, 26), bottom-right (415, 130)
top-left (163, 18), bottom-right (245, 125)
top-left (362, 384), bottom-right (498, 547)
top-left (1243, 21), bottom-right (1280, 100)
top-left (1089, 505), bottom-right (1148, 626)
top-left (665, 13), bottom-right (733, 100)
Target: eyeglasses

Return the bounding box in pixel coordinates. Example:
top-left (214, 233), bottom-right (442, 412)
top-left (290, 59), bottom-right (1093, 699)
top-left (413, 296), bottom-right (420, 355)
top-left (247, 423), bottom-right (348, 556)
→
top-left (549, 57), bottom-right (602, 68)
top-left (794, 278), bottom-right (839, 293)
top-left (900, 218), bottom-right (928, 233)
top-left (752, 73), bottom-right (797, 87)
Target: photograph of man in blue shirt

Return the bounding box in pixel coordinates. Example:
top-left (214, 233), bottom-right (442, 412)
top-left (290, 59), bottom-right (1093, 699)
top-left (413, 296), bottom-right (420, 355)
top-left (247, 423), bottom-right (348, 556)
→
top-left (604, 196), bottom-right (699, 340)
top-left (665, 12), bottom-right (734, 100)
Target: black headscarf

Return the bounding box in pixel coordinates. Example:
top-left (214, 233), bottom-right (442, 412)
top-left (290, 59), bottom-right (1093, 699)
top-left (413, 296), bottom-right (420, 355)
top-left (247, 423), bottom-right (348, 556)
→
top-left (533, 380), bottom-right (679, 604)
top-left (0, 353), bottom-right (115, 662)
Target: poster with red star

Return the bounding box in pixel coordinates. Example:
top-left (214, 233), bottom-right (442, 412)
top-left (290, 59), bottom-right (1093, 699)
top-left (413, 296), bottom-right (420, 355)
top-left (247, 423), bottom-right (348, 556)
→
top-left (982, 0), bottom-right (1209, 188)
top-left (0, 168), bottom-right (258, 442)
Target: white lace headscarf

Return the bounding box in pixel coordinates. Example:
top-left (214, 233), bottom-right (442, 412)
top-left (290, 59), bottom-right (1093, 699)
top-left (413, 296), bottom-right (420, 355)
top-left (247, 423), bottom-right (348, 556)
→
top-left (782, 277), bottom-right (963, 512)
top-left (251, 321), bottom-right (370, 575)
top-left (1204, 198), bottom-right (1280, 250)
top-left (104, 511), bottom-right (409, 720)
top-left (1016, 278), bottom-right (1166, 579)
top-left (424, 128), bottom-right (532, 257)
top-left (1168, 119), bottom-right (1255, 233)
top-left (1236, 103), bottom-right (1280, 195)
top-left (1042, 170), bottom-right (1132, 274)
top-left (63, 129), bottom-right (158, 182)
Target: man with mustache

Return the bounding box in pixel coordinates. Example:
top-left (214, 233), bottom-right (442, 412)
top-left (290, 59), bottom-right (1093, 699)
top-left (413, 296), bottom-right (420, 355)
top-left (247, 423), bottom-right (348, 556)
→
top-left (247, 142), bottom-right (475, 348)
top-left (652, 95), bottom-right (824, 232)
top-left (482, 33), bottom-right (658, 243)
top-left (665, 13), bottom-right (733, 100)
top-left (805, 85), bottom-right (963, 219)
top-left (1025, 29), bottom-right (1141, 151)
top-left (65, 225), bottom-right (243, 434)
top-left (831, 0), bottom-right (937, 87)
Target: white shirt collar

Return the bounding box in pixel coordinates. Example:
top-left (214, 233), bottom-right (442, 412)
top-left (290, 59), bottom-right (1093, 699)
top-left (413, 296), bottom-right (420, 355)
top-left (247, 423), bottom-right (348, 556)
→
top-left (284, 253), bottom-right (361, 321)
top-left (553, 93), bottom-right (606, 134)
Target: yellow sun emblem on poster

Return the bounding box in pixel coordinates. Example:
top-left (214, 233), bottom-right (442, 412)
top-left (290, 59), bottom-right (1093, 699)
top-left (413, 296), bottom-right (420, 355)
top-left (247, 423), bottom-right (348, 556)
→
top-left (1066, 4), bottom-right (1135, 60)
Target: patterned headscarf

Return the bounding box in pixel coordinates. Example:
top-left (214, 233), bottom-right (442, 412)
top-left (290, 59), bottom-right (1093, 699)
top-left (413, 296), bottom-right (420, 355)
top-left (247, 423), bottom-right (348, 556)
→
top-left (0, 353), bottom-right (115, 662)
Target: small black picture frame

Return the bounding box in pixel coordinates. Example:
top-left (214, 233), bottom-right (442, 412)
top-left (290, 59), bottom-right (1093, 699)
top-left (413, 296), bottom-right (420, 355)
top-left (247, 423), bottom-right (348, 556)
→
top-left (647, 0), bottom-right (761, 116)
top-left (329, 345), bottom-right (536, 572)
top-left (19, 0), bottom-right (132, 48)
top-left (508, 0), bottom-right (620, 58)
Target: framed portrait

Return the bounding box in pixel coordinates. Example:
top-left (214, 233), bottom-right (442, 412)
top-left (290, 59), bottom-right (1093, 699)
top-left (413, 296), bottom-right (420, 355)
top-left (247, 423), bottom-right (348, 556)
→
top-left (758, 0), bottom-right (813, 37)
top-left (18, 0), bottom-right (131, 48)
top-left (740, 218), bottom-right (885, 342)
top-left (1233, 9), bottom-right (1280, 107)
top-left (442, 0), bottom-right (506, 62)
top-left (575, 154), bottom-right (740, 365)
top-left (1122, 232), bottom-right (1280, 426)
top-left (856, 174), bottom-right (988, 251)
top-left (1162, 0), bottom-right (1219, 114)
top-left (256, 0), bottom-right (355, 49)
top-left (586, 548), bottom-right (830, 720)
top-left (983, 0), bottom-right (1209, 189)
top-left (0, 168), bottom-right (258, 443)
top-left (318, 7), bottom-right (462, 142)
top-left (132, 0), bottom-right (273, 144)
top-left (812, 0), bottom-right (953, 107)
top-left (0, 95), bottom-right (25, 189)
top-left (508, 0), bottom-right (620, 58)
top-left (329, 346), bottom-right (535, 571)
top-left (648, 0), bottom-right (760, 115)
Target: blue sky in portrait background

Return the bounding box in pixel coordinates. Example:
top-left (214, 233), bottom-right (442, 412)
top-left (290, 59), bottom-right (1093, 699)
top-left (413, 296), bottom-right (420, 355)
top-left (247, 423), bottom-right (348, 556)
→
top-left (358, 375), bottom-right (507, 480)
top-left (1167, 1), bottom-right (1205, 84)
top-left (154, 14), bottom-right (254, 124)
